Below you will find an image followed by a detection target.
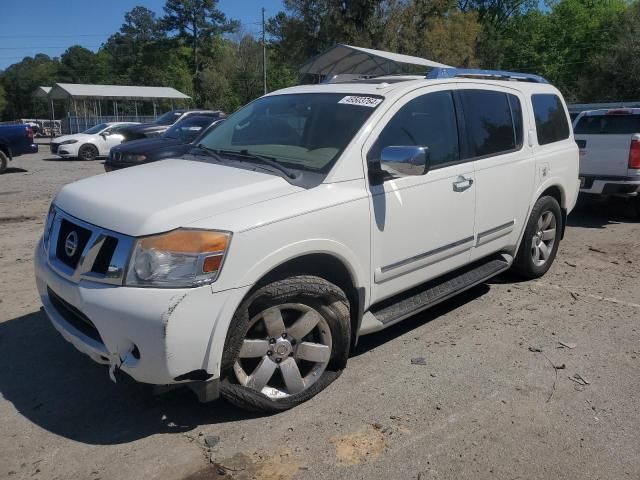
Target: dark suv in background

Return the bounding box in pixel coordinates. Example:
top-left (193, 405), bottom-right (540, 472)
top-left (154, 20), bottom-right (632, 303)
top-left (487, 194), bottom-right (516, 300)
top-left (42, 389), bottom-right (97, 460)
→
top-left (119, 109), bottom-right (224, 142)
top-left (105, 115), bottom-right (225, 171)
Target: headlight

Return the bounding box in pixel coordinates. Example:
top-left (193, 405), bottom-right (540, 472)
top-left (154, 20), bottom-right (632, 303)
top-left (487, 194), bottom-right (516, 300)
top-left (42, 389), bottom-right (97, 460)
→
top-left (122, 153), bottom-right (147, 163)
top-left (43, 205), bottom-right (56, 253)
top-left (125, 229), bottom-right (231, 287)
top-left (60, 139), bottom-right (78, 145)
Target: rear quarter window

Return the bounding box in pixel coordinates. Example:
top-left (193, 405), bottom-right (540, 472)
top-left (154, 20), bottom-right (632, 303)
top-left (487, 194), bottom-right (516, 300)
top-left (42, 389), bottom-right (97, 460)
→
top-left (532, 94), bottom-right (570, 145)
top-left (574, 115), bottom-right (640, 135)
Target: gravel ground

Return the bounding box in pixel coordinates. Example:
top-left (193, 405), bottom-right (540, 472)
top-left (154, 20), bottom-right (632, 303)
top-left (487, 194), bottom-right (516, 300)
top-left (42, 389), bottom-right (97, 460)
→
top-left (1, 146), bottom-right (639, 480)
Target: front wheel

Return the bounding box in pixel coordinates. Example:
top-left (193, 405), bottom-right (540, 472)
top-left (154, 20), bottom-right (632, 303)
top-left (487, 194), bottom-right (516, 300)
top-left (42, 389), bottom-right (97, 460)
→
top-left (512, 196), bottom-right (562, 279)
top-left (219, 275), bottom-right (351, 412)
top-left (78, 144), bottom-right (98, 161)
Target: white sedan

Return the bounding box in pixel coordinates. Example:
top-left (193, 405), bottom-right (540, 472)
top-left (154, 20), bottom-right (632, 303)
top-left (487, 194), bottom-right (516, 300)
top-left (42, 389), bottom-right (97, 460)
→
top-left (50, 122), bottom-right (139, 161)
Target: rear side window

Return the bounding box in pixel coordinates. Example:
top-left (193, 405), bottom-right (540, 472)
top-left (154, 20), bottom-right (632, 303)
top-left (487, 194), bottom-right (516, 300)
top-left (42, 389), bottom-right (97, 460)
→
top-left (532, 94), bottom-right (570, 145)
top-left (460, 90), bottom-right (522, 158)
top-left (574, 115), bottom-right (640, 135)
top-left (369, 91), bottom-right (459, 168)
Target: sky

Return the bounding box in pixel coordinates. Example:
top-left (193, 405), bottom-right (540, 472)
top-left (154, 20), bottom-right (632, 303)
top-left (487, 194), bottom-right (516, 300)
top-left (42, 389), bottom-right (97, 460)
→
top-left (0, 0), bottom-right (285, 70)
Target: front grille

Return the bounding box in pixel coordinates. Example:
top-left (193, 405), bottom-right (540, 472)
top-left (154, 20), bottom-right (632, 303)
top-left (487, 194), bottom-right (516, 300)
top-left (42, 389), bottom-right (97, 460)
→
top-left (111, 151), bottom-right (122, 162)
top-left (91, 236), bottom-right (118, 274)
top-left (55, 219), bottom-right (92, 269)
top-left (47, 287), bottom-right (104, 344)
top-left (47, 207), bottom-right (134, 285)
top-left (50, 143), bottom-right (59, 154)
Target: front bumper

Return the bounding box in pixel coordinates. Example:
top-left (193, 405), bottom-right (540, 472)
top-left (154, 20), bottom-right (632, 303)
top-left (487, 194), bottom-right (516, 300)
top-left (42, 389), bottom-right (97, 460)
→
top-left (579, 175), bottom-right (640, 196)
top-left (35, 237), bottom-right (250, 388)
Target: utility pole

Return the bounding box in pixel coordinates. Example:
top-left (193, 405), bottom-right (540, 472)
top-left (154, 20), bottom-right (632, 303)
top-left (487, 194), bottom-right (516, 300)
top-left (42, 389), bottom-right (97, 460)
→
top-left (262, 7), bottom-right (267, 95)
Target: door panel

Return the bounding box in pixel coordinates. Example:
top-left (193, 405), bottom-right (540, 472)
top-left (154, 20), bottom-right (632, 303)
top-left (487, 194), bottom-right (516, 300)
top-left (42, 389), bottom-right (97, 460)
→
top-left (456, 88), bottom-right (535, 260)
top-left (370, 164), bottom-right (476, 301)
top-left (364, 86), bottom-right (477, 304)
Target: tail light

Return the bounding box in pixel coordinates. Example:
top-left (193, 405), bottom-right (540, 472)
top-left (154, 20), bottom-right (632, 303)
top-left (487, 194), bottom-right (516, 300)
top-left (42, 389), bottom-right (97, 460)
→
top-left (25, 126), bottom-right (33, 141)
top-left (629, 136), bottom-right (640, 169)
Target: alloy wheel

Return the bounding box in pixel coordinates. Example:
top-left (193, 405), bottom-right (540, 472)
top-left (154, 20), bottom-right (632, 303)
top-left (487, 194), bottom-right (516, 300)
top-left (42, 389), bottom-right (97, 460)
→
top-left (233, 303), bottom-right (332, 399)
top-left (531, 210), bottom-right (557, 267)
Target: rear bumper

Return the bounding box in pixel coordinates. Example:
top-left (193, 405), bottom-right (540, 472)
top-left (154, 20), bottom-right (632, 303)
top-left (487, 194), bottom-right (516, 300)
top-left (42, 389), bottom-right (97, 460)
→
top-left (579, 175), bottom-right (640, 196)
top-left (12, 143), bottom-right (38, 157)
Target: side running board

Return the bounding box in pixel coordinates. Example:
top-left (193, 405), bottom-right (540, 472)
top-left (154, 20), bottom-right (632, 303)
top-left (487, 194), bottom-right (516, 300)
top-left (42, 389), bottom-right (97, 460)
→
top-left (359, 254), bottom-right (512, 335)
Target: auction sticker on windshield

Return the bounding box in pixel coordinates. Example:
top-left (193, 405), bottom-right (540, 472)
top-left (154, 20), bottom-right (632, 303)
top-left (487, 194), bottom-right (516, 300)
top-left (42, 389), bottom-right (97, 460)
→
top-left (338, 96), bottom-right (383, 107)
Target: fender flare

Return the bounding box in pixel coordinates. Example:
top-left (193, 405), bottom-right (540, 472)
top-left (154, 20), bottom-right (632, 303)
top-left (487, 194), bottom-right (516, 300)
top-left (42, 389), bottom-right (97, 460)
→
top-left (204, 239), bottom-right (368, 377)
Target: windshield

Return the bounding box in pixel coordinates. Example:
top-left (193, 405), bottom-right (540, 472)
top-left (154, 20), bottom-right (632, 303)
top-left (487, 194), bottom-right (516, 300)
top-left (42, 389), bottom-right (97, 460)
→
top-left (164, 116), bottom-right (213, 142)
top-left (83, 123), bottom-right (109, 134)
top-left (197, 93), bottom-right (382, 172)
top-left (154, 110), bottom-right (183, 126)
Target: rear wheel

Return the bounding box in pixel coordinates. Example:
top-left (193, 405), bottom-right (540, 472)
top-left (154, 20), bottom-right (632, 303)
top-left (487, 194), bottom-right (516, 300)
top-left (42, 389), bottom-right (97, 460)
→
top-left (0, 151), bottom-right (7, 174)
top-left (512, 196), bottom-right (562, 279)
top-left (220, 275), bottom-right (351, 412)
top-left (78, 144), bottom-right (98, 161)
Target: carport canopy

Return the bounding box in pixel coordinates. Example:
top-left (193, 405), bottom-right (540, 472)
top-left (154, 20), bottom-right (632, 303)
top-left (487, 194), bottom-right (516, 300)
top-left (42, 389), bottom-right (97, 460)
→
top-left (298, 44), bottom-right (452, 78)
top-left (43, 83), bottom-right (190, 101)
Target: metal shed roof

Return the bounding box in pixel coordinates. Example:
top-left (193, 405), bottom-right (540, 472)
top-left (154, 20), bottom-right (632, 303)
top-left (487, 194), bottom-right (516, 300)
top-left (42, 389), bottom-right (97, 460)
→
top-left (46, 83), bottom-right (190, 101)
top-left (33, 86), bottom-right (52, 98)
top-left (299, 44), bottom-right (451, 78)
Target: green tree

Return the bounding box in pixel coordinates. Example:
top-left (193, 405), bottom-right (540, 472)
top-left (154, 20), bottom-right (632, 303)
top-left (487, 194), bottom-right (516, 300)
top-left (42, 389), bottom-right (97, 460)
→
top-left (578, 1), bottom-right (640, 101)
top-left (162, 0), bottom-right (239, 74)
top-left (1, 54), bottom-right (58, 119)
top-left (0, 83), bottom-right (7, 118)
top-left (58, 46), bottom-right (111, 84)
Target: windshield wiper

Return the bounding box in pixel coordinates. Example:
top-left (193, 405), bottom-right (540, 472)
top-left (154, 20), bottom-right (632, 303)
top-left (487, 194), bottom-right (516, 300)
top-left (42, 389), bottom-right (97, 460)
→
top-left (190, 144), bottom-right (224, 162)
top-left (214, 149), bottom-right (298, 179)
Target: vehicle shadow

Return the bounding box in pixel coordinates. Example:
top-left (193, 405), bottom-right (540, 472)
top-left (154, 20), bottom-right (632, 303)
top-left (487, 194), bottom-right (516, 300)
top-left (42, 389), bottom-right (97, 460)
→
top-left (42, 157), bottom-right (82, 162)
top-left (3, 167), bottom-right (28, 174)
top-left (0, 309), bottom-right (263, 446)
top-left (353, 283), bottom-right (490, 357)
top-left (567, 195), bottom-right (638, 229)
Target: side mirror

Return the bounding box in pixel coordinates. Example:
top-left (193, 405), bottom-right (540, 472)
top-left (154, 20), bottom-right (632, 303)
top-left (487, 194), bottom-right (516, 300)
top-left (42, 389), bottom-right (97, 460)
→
top-left (379, 146), bottom-right (430, 177)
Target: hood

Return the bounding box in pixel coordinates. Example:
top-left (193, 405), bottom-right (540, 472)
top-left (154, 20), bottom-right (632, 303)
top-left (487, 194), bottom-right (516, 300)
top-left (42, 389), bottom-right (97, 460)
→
top-left (54, 158), bottom-right (303, 236)
top-left (53, 133), bottom-right (92, 143)
top-left (112, 137), bottom-right (182, 154)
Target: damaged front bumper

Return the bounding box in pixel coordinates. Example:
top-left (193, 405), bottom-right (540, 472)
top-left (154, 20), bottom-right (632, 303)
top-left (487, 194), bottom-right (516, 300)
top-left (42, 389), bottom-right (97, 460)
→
top-left (34, 237), bottom-right (249, 401)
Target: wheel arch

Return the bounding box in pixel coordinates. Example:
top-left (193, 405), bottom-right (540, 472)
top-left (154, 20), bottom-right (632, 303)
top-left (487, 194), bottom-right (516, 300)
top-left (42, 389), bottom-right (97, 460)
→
top-left (246, 252), bottom-right (364, 349)
top-left (0, 143), bottom-right (11, 159)
top-left (538, 183), bottom-right (567, 239)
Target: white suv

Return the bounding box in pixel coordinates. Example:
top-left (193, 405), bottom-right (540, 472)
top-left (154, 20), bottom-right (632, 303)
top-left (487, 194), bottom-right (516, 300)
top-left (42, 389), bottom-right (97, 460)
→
top-left (35, 68), bottom-right (579, 411)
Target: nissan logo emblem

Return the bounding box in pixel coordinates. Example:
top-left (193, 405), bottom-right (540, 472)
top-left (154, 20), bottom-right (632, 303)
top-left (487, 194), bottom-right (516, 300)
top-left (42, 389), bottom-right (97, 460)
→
top-left (64, 231), bottom-right (79, 257)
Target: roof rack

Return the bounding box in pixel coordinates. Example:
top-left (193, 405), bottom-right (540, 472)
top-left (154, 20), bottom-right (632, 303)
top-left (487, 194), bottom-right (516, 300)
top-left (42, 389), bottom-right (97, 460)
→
top-left (426, 68), bottom-right (548, 84)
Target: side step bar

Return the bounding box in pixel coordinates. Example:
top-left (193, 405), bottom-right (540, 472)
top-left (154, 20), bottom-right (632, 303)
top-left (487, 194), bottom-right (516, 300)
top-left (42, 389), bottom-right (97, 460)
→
top-left (359, 254), bottom-right (512, 335)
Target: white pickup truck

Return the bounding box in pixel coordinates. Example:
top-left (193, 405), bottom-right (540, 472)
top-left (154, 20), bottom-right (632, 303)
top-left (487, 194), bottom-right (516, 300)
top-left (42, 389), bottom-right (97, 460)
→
top-left (573, 108), bottom-right (640, 200)
top-left (35, 68), bottom-right (579, 412)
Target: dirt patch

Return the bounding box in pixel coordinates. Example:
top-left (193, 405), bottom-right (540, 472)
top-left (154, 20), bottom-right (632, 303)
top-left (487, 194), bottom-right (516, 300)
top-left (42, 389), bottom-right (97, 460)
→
top-left (0, 215), bottom-right (37, 225)
top-left (330, 426), bottom-right (385, 465)
top-left (186, 450), bottom-right (303, 480)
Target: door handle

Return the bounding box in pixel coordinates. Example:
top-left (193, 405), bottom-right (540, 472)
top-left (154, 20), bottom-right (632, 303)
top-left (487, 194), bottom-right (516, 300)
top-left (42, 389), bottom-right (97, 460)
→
top-left (453, 176), bottom-right (474, 192)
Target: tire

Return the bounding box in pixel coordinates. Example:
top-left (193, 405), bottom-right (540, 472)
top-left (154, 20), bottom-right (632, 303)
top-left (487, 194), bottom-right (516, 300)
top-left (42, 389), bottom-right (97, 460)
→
top-left (512, 196), bottom-right (562, 279)
top-left (219, 275), bottom-right (351, 412)
top-left (78, 144), bottom-right (98, 161)
top-left (0, 150), bottom-right (7, 174)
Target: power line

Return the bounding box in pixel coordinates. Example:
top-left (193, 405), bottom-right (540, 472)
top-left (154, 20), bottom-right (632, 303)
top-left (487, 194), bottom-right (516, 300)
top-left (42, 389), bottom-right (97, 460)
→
top-left (0, 34), bottom-right (111, 38)
top-left (0, 46), bottom-right (102, 50)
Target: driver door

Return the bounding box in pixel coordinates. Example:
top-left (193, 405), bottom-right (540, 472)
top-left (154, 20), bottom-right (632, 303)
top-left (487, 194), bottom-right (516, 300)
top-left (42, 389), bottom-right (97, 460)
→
top-left (365, 86), bottom-right (477, 303)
